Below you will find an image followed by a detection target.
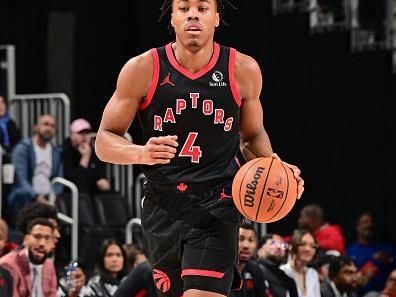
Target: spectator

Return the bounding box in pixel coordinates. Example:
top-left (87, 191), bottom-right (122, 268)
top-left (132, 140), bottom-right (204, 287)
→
top-left (0, 218), bottom-right (18, 258)
top-left (62, 118), bottom-right (110, 196)
top-left (231, 222), bottom-right (266, 297)
top-left (298, 204), bottom-right (346, 254)
top-left (16, 202), bottom-right (86, 297)
top-left (321, 256), bottom-right (358, 297)
top-left (87, 239), bottom-right (127, 297)
top-left (364, 269), bottom-right (396, 297)
top-left (0, 94), bottom-right (21, 156)
top-left (347, 212), bottom-right (396, 296)
top-left (256, 233), bottom-right (298, 297)
top-left (281, 229), bottom-right (321, 297)
top-left (7, 114), bottom-right (63, 215)
top-left (123, 243), bottom-right (147, 272)
top-left (0, 218), bottom-right (57, 297)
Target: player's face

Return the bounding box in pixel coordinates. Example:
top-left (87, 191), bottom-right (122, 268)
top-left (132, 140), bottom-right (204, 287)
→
top-left (171, 0), bottom-right (220, 49)
top-left (104, 244), bottom-right (124, 275)
top-left (238, 228), bottom-right (257, 263)
top-left (296, 233), bottom-right (317, 263)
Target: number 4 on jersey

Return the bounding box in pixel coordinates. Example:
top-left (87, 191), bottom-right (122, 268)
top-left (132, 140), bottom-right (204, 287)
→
top-left (179, 132), bottom-right (202, 163)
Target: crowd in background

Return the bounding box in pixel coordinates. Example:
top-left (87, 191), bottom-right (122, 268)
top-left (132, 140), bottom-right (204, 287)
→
top-left (1, 93), bottom-right (396, 297)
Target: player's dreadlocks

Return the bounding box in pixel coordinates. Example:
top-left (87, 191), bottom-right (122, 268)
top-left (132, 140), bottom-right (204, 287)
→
top-left (159, 0), bottom-right (237, 27)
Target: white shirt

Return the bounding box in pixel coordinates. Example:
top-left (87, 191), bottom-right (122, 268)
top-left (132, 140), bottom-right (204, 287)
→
top-left (27, 251), bottom-right (44, 297)
top-left (33, 142), bottom-right (53, 195)
top-left (280, 262), bottom-right (321, 297)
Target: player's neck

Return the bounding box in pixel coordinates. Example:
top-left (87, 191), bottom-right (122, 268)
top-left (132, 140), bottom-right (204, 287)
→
top-left (172, 40), bottom-right (214, 74)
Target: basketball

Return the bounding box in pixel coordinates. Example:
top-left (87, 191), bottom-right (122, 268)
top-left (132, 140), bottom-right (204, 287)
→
top-left (232, 157), bottom-right (298, 223)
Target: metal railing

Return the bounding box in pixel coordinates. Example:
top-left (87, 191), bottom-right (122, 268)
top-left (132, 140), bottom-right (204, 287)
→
top-left (49, 177), bottom-right (79, 260)
top-left (9, 93), bottom-right (71, 146)
top-left (125, 218), bottom-right (142, 244)
top-left (0, 45), bottom-right (16, 100)
top-left (134, 173), bottom-right (146, 219)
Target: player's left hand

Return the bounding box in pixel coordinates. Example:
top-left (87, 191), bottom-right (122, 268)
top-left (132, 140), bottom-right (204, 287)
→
top-left (271, 153), bottom-right (304, 199)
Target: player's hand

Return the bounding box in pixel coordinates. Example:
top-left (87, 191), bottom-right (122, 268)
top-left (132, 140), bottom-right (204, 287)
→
top-left (139, 135), bottom-right (178, 165)
top-left (271, 153), bottom-right (305, 199)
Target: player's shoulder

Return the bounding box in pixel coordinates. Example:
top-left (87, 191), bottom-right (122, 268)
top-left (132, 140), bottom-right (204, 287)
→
top-left (121, 49), bottom-right (154, 75)
top-left (233, 50), bottom-right (261, 73)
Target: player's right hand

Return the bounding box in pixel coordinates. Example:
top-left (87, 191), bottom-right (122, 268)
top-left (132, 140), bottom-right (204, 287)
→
top-left (139, 135), bottom-right (178, 165)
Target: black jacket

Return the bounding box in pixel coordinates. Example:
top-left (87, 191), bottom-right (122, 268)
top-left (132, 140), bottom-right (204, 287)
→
top-left (320, 280), bottom-right (358, 297)
top-left (257, 259), bottom-right (299, 297)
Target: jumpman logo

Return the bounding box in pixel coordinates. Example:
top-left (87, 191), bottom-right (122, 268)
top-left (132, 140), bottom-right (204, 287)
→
top-left (160, 72), bottom-right (175, 87)
top-left (219, 189), bottom-right (232, 200)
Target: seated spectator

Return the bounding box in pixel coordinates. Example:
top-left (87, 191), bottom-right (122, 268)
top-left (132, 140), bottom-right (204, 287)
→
top-left (16, 202), bottom-right (86, 297)
top-left (364, 270), bottom-right (396, 297)
top-left (0, 94), bottom-right (21, 157)
top-left (0, 218), bottom-right (18, 258)
top-left (256, 233), bottom-right (298, 297)
top-left (7, 114), bottom-right (63, 216)
top-left (0, 218), bottom-right (57, 297)
top-left (298, 204), bottom-right (346, 254)
top-left (123, 243), bottom-right (147, 272)
top-left (321, 256), bottom-right (358, 297)
top-left (231, 222), bottom-right (266, 297)
top-left (62, 118), bottom-right (110, 196)
top-left (281, 229), bottom-right (321, 297)
top-left (88, 239), bottom-right (127, 297)
top-left (347, 212), bottom-right (396, 296)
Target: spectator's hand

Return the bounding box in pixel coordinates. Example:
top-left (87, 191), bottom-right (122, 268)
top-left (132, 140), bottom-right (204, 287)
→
top-left (96, 178), bottom-right (110, 191)
top-left (374, 251), bottom-right (391, 263)
top-left (67, 267), bottom-right (86, 297)
top-left (271, 153), bottom-right (305, 199)
top-left (78, 142), bottom-right (92, 157)
top-left (36, 195), bottom-right (49, 204)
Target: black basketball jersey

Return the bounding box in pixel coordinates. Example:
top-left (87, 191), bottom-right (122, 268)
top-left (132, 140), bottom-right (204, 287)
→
top-left (138, 42), bottom-right (241, 189)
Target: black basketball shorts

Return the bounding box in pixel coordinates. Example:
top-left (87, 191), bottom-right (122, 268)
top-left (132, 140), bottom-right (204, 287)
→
top-left (141, 181), bottom-right (242, 297)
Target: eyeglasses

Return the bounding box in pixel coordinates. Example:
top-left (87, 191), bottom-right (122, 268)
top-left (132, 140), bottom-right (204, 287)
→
top-left (298, 241), bottom-right (319, 249)
top-left (269, 240), bottom-right (289, 250)
top-left (30, 233), bottom-right (53, 242)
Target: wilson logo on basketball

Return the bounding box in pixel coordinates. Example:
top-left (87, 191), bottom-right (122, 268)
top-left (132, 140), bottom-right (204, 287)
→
top-left (153, 269), bottom-right (171, 293)
top-left (244, 166), bottom-right (265, 207)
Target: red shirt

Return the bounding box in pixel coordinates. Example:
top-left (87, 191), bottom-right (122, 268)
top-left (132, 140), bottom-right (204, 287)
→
top-left (314, 223), bottom-right (345, 254)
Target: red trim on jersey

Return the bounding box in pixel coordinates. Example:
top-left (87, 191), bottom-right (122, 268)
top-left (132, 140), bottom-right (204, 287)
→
top-left (165, 42), bottom-right (220, 80)
top-left (228, 48), bottom-right (241, 107)
top-left (140, 48), bottom-right (160, 110)
top-left (135, 289), bottom-right (148, 297)
top-left (181, 269), bottom-right (225, 278)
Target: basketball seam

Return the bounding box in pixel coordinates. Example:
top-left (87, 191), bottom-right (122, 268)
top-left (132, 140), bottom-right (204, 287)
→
top-left (267, 161), bottom-right (291, 221)
top-left (238, 157), bottom-right (265, 219)
top-left (255, 158), bottom-right (273, 222)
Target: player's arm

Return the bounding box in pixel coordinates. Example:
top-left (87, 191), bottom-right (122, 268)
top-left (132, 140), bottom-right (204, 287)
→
top-left (235, 52), bottom-right (273, 160)
top-left (235, 52), bottom-right (304, 198)
top-left (95, 51), bottom-right (178, 165)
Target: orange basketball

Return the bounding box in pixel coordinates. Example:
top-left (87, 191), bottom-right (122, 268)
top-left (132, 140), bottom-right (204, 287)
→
top-left (232, 157), bottom-right (298, 223)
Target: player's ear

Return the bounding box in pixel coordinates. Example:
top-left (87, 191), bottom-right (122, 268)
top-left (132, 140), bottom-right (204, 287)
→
top-left (171, 14), bottom-right (174, 27)
top-left (215, 13), bottom-right (220, 27)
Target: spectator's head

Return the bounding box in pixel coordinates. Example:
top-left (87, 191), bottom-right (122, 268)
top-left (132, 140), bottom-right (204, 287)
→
top-left (97, 239), bottom-right (127, 280)
top-left (298, 204), bottom-right (325, 232)
top-left (290, 229), bottom-right (318, 265)
top-left (70, 118), bottom-right (92, 149)
top-left (16, 202), bottom-right (60, 247)
top-left (33, 114), bottom-right (56, 143)
top-left (329, 256), bottom-right (357, 293)
top-left (356, 211), bottom-right (375, 242)
top-left (238, 222), bottom-right (258, 264)
top-left (0, 219), bottom-right (8, 255)
top-left (24, 218), bottom-right (54, 264)
top-left (384, 270), bottom-right (396, 295)
top-left (257, 233), bottom-right (288, 266)
top-left (0, 94), bottom-right (7, 117)
top-left (123, 243), bottom-right (146, 271)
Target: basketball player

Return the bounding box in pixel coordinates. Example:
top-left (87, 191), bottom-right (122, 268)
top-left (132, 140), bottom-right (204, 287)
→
top-left (95, 1), bottom-right (304, 297)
